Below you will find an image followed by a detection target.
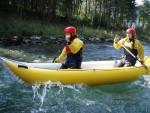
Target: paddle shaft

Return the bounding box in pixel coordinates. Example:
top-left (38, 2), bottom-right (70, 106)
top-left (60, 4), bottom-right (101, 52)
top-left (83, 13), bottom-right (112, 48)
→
top-left (52, 56), bottom-right (57, 63)
top-left (52, 41), bottom-right (66, 63)
top-left (118, 41), bottom-right (147, 68)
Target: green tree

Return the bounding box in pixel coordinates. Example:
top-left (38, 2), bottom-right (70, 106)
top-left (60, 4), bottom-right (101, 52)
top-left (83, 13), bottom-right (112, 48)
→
top-left (136, 0), bottom-right (150, 38)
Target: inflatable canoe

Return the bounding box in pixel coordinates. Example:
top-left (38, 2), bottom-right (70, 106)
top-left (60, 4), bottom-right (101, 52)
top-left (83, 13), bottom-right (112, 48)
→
top-left (0, 56), bottom-right (150, 85)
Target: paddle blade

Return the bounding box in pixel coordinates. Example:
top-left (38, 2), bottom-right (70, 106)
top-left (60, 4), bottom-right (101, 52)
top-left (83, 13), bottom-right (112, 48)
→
top-left (144, 56), bottom-right (150, 74)
top-left (144, 56), bottom-right (150, 65)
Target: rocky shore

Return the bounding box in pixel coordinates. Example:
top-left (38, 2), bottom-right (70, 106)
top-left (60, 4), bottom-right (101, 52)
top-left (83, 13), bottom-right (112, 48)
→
top-left (0, 35), bottom-right (114, 46)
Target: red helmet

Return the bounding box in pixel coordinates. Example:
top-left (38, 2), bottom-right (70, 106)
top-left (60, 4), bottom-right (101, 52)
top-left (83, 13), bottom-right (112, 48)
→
top-left (126, 28), bottom-right (136, 36)
top-left (64, 26), bottom-right (76, 35)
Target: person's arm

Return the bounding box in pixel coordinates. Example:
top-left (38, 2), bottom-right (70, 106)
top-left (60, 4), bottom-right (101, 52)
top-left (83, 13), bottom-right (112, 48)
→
top-left (113, 38), bottom-right (126, 49)
top-left (68, 38), bottom-right (83, 54)
top-left (137, 40), bottom-right (144, 61)
top-left (55, 47), bottom-right (67, 62)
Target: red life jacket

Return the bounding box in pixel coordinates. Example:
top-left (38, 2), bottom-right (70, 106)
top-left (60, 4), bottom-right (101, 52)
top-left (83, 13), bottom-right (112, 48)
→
top-left (65, 41), bottom-right (83, 55)
top-left (66, 44), bottom-right (72, 54)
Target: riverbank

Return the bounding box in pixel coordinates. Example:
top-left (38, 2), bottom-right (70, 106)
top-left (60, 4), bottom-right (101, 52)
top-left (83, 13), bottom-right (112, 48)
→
top-left (0, 14), bottom-right (121, 46)
top-left (0, 14), bottom-right (149, 46)
top-left (0, 35), bottom-right (115, 46)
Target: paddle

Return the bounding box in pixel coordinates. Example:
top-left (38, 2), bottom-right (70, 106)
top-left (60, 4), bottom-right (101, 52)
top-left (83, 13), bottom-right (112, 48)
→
top-left (118, 41), bottom-right (147, 69)
top-left (52, 41), bottom-right (66, 63)
top-left (52, 56), bottom-right (57, 63)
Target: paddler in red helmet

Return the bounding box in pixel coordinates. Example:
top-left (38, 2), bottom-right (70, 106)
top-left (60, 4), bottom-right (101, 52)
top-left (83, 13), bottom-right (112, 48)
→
top-left (113, 28), bottom-right (145, 67)
top-left (54, 26), bottom-right (84, 69)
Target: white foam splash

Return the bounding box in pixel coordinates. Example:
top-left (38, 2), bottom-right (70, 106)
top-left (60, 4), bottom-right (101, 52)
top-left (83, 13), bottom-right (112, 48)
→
top-left (32, 81), bottom-right (53, 108)
top-left (143, 76), bottom-right (150, 88)
top-left (32, 81), bottom-right (84, 109)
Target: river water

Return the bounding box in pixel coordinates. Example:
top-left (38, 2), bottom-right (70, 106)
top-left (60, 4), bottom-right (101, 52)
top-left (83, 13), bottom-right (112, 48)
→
top-left (0, 43), bottom-right (150, 113)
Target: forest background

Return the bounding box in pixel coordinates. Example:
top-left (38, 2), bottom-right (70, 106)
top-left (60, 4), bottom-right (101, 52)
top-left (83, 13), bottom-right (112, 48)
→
top-left (0, 0), bottom-right (150, 42)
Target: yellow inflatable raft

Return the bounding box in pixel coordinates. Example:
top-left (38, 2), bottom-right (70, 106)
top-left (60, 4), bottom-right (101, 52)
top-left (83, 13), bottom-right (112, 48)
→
top-left (0, 56), bottom-right (150, 85)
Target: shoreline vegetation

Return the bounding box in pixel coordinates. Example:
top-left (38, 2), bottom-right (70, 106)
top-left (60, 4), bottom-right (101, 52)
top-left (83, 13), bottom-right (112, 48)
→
top-left (0, 0), bottom-right (150, 46)
top-left (0, 15), bottom-right (115, 46)
top-left (0, 14), bottom-right (150, 46)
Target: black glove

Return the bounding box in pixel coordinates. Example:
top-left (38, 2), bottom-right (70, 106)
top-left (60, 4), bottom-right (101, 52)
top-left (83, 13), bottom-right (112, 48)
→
top-left (54, 61), bottom-right (57, 63)
top-left (67, 41), bottom-right (71, 45)
top-left (140, 61), bottom-right (144, 65)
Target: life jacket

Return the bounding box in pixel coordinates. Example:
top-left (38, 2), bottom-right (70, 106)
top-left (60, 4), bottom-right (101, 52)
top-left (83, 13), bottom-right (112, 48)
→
top-left (124, 38), bottom-right (138, 57)
top-left (65, 38), bottom-right (83, 68)
top-left (65, 39), bottom-right (83, 56)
